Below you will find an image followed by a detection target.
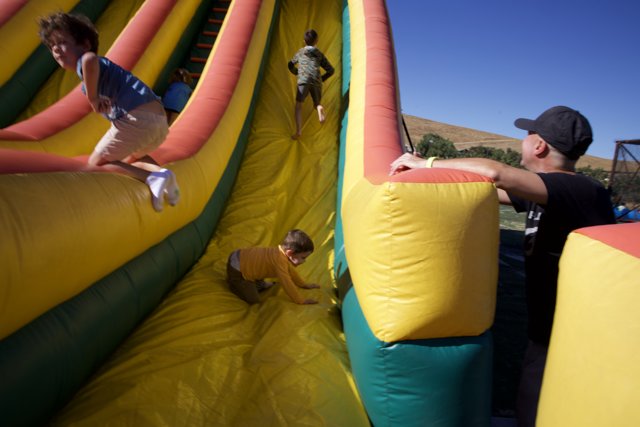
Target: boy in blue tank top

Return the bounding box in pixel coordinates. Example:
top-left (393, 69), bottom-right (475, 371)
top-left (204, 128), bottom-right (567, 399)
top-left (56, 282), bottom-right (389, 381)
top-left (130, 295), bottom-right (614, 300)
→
top-left (163, 68), bottom-right (193, 125)
top-left (38, 12), bottom-right (179, 212)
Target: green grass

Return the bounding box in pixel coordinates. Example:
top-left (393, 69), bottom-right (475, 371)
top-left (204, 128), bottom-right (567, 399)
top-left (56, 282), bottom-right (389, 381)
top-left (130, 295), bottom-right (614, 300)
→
top-left (499, 205), bottom-right (526, 231)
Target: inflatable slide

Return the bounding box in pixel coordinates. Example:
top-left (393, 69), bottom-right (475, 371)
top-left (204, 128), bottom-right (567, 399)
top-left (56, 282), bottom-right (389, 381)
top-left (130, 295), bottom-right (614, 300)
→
top-left (1, 0), bottom-right (503, 425)
top-left (1, 0), bottom-right (369, 425)
top-left (335, 1), bottom-right (498, 425)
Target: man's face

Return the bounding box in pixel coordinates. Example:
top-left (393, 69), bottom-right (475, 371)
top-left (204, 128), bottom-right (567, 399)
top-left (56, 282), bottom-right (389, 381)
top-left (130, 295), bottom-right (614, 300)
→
top-left (520, 131), bottom-right (541, 170)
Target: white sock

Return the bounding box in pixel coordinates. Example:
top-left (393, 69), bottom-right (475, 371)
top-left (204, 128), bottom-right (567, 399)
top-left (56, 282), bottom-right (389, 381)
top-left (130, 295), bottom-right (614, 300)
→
top-left (145, 171), bottom-right (169, 212)
top-left (161, 169), bottom-right (180, 206)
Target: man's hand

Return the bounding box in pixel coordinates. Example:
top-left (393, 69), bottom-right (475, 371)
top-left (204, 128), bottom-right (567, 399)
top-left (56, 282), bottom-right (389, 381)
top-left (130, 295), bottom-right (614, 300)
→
top-left (389, 153), bottom-right (426, 175)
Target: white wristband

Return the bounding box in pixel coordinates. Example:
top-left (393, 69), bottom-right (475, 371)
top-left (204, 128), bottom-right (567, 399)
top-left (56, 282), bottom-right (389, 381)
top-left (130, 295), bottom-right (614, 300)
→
top-left (425, 156), bottom-right (438, 168)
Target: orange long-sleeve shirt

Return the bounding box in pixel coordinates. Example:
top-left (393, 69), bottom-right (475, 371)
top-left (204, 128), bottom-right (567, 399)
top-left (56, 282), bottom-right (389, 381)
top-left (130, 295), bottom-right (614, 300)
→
top-left (238, 246), bottom-right (307, 304)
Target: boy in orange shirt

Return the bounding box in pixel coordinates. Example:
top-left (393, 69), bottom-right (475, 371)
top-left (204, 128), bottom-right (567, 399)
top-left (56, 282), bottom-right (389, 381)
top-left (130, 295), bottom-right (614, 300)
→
top-left (226, 229), bottom-right (320, 304)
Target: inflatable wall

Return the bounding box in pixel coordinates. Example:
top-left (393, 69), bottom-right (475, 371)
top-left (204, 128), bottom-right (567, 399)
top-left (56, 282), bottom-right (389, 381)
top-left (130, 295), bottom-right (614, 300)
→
top-left (335, 1), bottom-right (499, 426)
top-left (537, 222), bottom-right (640, 426)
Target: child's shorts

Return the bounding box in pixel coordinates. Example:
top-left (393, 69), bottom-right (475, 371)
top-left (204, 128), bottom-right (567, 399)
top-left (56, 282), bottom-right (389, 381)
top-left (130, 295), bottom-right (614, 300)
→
top-left (296, 84), bottom-right (322, 107)
top-left (93, 100), bottom-right (169, 162)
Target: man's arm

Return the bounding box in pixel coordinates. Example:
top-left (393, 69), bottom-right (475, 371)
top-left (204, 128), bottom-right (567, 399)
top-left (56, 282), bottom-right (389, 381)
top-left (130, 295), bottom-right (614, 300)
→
top-left (389, 153), bottom-right (548, 205)
top-left (495, 188), bottom-right (512, 205)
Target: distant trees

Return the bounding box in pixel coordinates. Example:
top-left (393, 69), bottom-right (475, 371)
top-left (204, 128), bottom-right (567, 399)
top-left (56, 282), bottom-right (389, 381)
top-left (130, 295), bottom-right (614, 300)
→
top-left (576, 165), bottom-right (609, 186)
top-left (415, 133), bottom-right (522, 168)
top-left (459, 146), bottom-right (522, 168)
top-left (415, 133), bottom-right (610, 184)
top-left (609, 172), bottom-right (640, 206)
top-left (415, 133), bottom-right (458, 159)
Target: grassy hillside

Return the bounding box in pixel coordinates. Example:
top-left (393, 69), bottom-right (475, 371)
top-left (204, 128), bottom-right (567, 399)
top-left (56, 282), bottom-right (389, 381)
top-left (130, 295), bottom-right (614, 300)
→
top-left (402, 114), bottom-right (613, 171)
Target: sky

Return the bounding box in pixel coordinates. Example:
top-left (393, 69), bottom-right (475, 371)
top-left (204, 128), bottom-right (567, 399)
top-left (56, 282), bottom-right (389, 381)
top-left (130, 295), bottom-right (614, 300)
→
top-left (386, 0), bottom-right (640, 160)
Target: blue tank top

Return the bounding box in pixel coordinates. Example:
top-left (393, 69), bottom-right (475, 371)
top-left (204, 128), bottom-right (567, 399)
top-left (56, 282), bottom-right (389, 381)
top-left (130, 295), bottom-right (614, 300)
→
top-left (76, 56), bottom-right (160, 121)
top-left (162, 81), bottom-right (193, 112)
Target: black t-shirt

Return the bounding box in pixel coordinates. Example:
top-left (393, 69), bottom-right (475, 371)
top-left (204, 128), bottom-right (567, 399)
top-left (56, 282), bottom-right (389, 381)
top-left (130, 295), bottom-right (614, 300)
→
top-left (509, 172), bottom-right (615, 345)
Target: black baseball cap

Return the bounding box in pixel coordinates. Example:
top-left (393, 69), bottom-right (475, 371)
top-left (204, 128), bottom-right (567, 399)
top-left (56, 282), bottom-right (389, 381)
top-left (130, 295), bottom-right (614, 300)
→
top-left (514, 106), bottom-right (593, 160)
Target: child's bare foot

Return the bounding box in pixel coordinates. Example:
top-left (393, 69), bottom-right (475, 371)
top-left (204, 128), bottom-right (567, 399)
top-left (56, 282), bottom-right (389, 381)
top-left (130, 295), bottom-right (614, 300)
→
top-left (291, 133), bottom-right (301, 140)
top-left (317, 105), bottom-right (326, 123)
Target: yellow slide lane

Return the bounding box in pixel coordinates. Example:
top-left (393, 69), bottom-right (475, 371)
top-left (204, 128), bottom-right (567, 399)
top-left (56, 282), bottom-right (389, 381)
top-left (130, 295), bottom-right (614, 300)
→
top-left (51, 0), bottom-right (368, 425)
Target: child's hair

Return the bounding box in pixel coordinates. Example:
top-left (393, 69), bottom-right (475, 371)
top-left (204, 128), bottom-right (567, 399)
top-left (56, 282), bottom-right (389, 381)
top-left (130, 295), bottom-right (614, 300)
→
top-left (169, 68), bottom-right (194, 86)
top-left (304, 29), bottom-right (318, 46)
top-left (38, 12), bottom-right (99, 53)
top-left (281, 229), bottom-right (314, 253)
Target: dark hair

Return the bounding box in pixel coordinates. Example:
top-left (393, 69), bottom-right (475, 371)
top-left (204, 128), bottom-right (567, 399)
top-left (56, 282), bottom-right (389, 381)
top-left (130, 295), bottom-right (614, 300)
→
top-left (281, 229), bottom-right (314, 253)
top-left (304, 29), bottom-right (318, 46)
top-left (169, 68), bottom-right (194, 86)
top-left (38, 12), bottom-right (99, 53)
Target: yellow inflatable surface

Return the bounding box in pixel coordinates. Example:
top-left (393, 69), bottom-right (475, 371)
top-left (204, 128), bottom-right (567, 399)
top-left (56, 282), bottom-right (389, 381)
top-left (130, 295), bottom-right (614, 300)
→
top-left (341, 0), bottom-right (498, 343)
top-left (0, 0), bottom-right (221, 340)
top-left (538, 223), bottom-right (640, 427)
top-left (50, 0), bottom-right (368, 424)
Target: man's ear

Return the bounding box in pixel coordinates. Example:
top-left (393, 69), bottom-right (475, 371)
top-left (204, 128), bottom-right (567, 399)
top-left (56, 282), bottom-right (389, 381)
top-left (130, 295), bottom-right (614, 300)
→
top-left (284, 249), bottom-right (294, 257)
top-left (535, 138), bottom-right (550, 157)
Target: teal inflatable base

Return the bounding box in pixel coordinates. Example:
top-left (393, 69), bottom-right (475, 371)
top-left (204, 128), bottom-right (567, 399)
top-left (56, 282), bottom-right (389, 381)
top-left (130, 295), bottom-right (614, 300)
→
top-left (342, 287), bottom-right (493, 427)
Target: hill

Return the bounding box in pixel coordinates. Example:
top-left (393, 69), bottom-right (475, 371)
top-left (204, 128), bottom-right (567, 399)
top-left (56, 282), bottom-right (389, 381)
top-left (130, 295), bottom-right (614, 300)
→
top-left (402, 114), bottom-right (612, 171)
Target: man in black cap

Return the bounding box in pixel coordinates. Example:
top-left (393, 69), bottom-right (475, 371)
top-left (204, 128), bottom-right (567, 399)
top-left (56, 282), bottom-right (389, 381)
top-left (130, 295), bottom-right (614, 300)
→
top-left (389, 106), bottom-right (615, 426)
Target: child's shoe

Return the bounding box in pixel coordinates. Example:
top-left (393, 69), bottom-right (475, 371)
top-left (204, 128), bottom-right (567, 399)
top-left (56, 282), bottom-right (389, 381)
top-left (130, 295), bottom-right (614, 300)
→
top-left (146, 171), bottom-right (169, 212)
